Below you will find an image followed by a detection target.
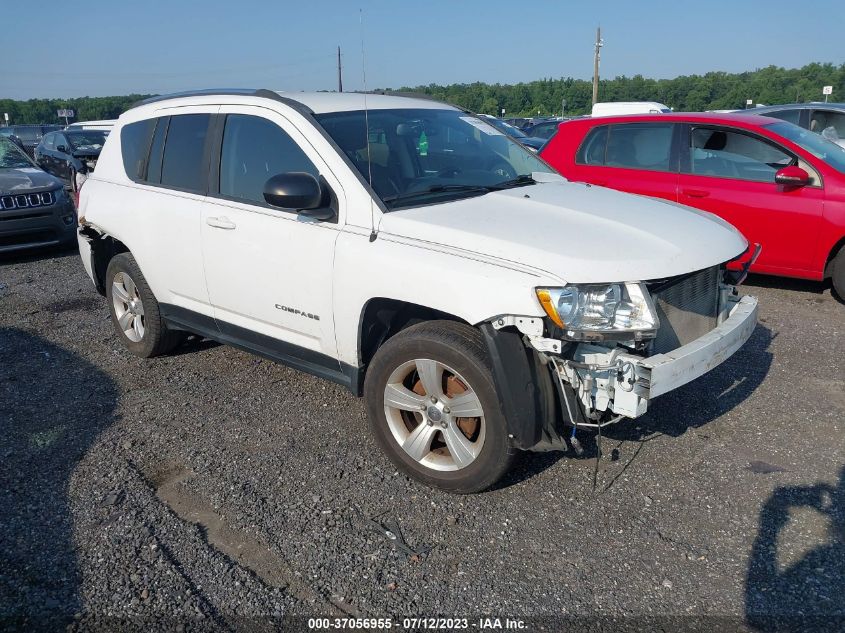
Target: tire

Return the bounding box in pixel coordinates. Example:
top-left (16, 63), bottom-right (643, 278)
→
top-left (832, 246), bottom-right (845, 301)
top-left (364, 320), bottom-right (515, 493)
top-left (105, 253), bottom-right (185, 358)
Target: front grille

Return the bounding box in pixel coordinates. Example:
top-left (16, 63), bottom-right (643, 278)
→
top-left (648, 266), bottom-right (720, 354)
top-left (1, 191), bottom-right (54, 210)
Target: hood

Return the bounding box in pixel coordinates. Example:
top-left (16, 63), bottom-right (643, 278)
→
top-left (71, 148), bottom-right (102, 158)
top-left (378, 181), bottom-right (748, 284)
top-left (0, 167), bottom-right (63, 194)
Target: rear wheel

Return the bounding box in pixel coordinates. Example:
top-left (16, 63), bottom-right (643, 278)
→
top-left (105, 253), bottom-right (185, 357)
top-left (832, 246), bottom-right (845, 301)
top-left (364, 321), bottom-right (514, 493)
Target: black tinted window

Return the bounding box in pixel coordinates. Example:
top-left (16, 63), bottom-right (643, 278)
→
top-left (120, 119), bottom-right (156, 180)
top-left (160, 114), bottom-right (211, 193)
top-left (219, 114), bottom-right (318, 204)
top-left (605, 123), bottom-right (675, 171)
top-left (767, 109), bottom-right (801, 125)
top-left (576, 126), bottom-right (609, 165)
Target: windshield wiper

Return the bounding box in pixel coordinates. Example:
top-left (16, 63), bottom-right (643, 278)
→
top-left (382, 184), bottom-right (491, 208)
top-left (489, 174), bottom-right (536, 190)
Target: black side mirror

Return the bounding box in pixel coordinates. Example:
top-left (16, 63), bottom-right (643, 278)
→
top-left (263, 172), bottom-right (323, 208)
top-left (56, 145), bottom-right (67, 153)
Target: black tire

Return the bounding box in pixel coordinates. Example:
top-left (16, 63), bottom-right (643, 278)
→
top-left (364, 320), bottom-right (515, 493)
top-left (832, 246), bottom-right (845, 301)
top-left (105, 253), bottom-right (185, 358)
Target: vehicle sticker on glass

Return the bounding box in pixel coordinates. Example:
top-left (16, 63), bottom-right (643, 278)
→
top-left (459, 117), bottom-right (504, 135)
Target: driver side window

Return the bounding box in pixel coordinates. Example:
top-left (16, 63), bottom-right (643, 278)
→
top-left (687, 127), bottom-right (792, 183)
top-left (219, 114), bottom-right (319, 205)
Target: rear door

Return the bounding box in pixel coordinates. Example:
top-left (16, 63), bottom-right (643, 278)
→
top-left (677, 124), bottom-right (825, 275)
top-left (567, 122), bottom-right (681, 204)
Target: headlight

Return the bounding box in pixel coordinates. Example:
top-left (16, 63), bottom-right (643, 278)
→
top-left (536, 282), bottom-right (659, 339)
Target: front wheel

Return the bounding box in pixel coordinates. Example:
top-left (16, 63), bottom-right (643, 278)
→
top-left (364, 321), bottom-right (515, 493)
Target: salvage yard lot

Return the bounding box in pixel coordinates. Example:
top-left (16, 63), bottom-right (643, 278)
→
top-left (2, 246), bottom-right (844, 629)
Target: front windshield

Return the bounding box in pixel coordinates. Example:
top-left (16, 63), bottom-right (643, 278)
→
top-left (766, 121), bottom-right (845, 174)
top-left (67, 130), bottom-right (106, 151)
top-left (483, 117), bottom-right (527, 138)
top-left (0, 137), bottom-right (34, 168)
top-left (315, 108), bottom-right (555, 209)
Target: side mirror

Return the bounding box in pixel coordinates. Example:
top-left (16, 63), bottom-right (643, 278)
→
top-left (774, 165), bottom-right (810, 187)
top-left (263, 172), bottom-right (322, 209)
top-left (56, 145), bottom-right (67, 153)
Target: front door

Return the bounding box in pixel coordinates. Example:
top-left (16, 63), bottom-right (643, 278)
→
top-left (200, 106), bottom-right (343, 371)
top-left (677, 125), bottom-right (825, 276)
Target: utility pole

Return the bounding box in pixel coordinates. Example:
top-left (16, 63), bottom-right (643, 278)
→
top-left (337, 46), bottom-right (343, 93)
top-left (592, 26), bottom-right (603, 106)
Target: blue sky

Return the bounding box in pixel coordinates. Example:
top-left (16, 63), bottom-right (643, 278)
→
top-left (3, 0), bottom-right (843, 99)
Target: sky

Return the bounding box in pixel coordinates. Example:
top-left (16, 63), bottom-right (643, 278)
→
top-left (2, 0), bottom-right (843, 100)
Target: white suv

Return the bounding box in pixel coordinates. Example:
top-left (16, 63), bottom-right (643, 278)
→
top-left (77, 89), bottom-right (759, 493)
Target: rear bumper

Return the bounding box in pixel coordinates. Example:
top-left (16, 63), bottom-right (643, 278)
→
top-left (0, 198), bottom-right (77, 253)
top-left (622, 294), bottom-right (758, 399)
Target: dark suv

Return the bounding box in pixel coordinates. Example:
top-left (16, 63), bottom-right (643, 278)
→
top-left (0, 137), bottom-right (77, 253)
top-left (0, 125), bottom-right (63, 158)
top-left (35, 129), bottom-right (107, 191)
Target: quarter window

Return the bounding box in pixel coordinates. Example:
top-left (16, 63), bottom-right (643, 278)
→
top-left (575, 126), bottom-right (609, 165)
top-left (120, 119), bottom-right (156, 181)
top-left (219, 114), bottom-right (318, 205)
top-left (687, 127), bottom-right (792, 182)
top-left (160, 114), bottom-right (211, 193)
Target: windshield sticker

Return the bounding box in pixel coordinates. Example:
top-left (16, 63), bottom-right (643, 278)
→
top-left (460, 117), bottom-right (504, 135)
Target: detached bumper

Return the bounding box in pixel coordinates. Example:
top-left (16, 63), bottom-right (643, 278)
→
top-left (623, 294), bottom-right (758, 399)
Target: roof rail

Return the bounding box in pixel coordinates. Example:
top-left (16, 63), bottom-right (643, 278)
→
top-left (130, 89), bottom-right (314, 114)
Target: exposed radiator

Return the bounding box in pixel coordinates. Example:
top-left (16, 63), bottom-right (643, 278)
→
top-left (649, 266), bottom-right (720, 354)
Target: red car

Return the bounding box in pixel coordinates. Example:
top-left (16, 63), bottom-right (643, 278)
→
top-left (540, 113), bottom-right (845, 296)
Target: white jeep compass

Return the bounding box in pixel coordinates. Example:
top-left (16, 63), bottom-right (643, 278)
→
top-left (77, 89), bottom-right (759, 493)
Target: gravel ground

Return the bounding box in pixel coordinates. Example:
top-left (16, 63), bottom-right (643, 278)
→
top-left (1, 245), bottom-right (844, 632)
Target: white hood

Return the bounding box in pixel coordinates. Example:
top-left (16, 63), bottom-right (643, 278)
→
top-left (378, 181), bottom-right (748, 284)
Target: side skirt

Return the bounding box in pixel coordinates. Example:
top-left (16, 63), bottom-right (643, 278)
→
top-left (159, 303), bottom-right (361, 394)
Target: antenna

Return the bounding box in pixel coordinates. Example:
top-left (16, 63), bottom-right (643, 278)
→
top-left (360, 9), bottom-right (377, 242)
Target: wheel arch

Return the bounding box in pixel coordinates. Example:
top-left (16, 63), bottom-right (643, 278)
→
top-left (79, 226), bottom-right (129, 296)
top-left (824, 235), bottom-right (845, 278)
top-left (356, 297), bottom-right (469, 375)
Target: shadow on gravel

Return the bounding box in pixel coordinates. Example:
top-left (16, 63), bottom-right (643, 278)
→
top-left (744, 273), bottom-right (839, 302)
top-left (745, 466), bottom-right (845, 632)
top-left (0, 328), bottom-right (117, 629)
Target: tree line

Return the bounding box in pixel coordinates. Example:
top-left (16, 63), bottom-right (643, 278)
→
top-left (386, 62), bottom-right (845, 117)
top-left (1, 62), bottom-right (843, 124)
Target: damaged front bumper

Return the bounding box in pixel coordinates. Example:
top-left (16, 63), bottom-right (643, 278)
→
top-left (547, 293), bottom-right (758, 423)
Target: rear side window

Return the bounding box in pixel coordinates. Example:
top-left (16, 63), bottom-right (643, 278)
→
top-left (120, 119), bottom-right (156, 180)
top-left (219, 114), bottom-right (318, 204)
top-left (160, 114), bottom-right (211, 193)
top-left (605, 123), bottom-right (674, 171)
top-left (575, 126), bottom-right (609, 165)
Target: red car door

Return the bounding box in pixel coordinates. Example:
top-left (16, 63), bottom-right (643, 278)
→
top-left (566, 121), bottom-right (681, 204)
top-left (676, 124), bottom-right (825, 277)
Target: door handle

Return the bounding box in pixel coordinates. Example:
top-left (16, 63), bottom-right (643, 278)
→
top-left (206, 216), bottom-right (237, 230)
top-left (682, 188), bottom-right (710, 198)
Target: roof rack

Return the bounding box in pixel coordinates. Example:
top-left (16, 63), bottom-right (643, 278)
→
top-left (131, 89), bottom-right (314, 114)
